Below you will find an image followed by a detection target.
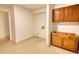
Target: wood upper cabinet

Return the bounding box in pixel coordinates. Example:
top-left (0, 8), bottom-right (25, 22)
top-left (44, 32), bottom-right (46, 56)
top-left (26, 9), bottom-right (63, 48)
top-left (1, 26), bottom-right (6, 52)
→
top-left (52, 4), bottom-right (79, 22)
top-left (52, 8), bottom-right (64, 22)
top-left (64, 5), bottom-right (79, 22)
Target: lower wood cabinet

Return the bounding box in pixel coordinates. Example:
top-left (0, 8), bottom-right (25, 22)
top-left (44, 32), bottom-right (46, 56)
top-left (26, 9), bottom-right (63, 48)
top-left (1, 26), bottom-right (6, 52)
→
top-left (63, 38), bottom-right (77, 52)
top-left (52, 35), bottom-right (62, 47)
top-left (52, 32), bottom-right (79, 53)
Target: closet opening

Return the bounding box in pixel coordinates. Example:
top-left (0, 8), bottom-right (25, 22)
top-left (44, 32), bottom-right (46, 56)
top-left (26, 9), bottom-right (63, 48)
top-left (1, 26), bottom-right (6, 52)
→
top-left (0, 11), bottom-right (10, 43)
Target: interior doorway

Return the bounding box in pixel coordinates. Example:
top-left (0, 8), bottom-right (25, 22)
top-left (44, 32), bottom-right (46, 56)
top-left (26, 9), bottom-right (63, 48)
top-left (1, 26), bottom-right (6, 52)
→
top-left (0, 11), bottom-right (10, 43)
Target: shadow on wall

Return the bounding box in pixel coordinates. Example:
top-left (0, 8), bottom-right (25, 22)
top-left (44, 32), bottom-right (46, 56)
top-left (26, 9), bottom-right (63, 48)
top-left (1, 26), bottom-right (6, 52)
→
top-left (1, 12), bottom-right (10, 39)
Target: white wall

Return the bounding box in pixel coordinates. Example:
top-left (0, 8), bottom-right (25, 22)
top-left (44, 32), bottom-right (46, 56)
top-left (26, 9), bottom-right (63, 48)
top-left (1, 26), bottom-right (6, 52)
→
top-left (49, 4), bottom-right (57, 32)
top-left (33, 7), bottom-right (46, 14)
top-left (10, 5), bottom-right (47, 43)
top-left (13, 6), bottom-right (35, 42)
top-left (47, 4), bottom-right (57, 46)
top-left (35, 12), bottom-right (46, 39)
top-left (9, 6), bottom-right (16, 41)
top-left (34, 7), bottom-right (46, 39)
top-left (0, 12), bottom-right (9, 38)
top-left (0, 5), bottom-right (47, 43)
top-left (57, 25), bottom-right (79, 36)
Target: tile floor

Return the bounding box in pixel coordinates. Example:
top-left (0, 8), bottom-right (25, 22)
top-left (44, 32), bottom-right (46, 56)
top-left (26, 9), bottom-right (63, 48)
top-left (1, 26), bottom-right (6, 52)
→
top-left (0, 37), bottom-right (75, 54)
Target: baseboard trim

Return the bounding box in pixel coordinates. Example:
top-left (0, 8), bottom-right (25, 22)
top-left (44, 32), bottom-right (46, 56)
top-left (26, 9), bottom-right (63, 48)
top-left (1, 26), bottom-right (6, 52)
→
top-left (34, 36), bottom-right (46, 40)
top-left (0, 36), bottom-right (10, 39)
top-left (15, 36), bottom-right (35, 43)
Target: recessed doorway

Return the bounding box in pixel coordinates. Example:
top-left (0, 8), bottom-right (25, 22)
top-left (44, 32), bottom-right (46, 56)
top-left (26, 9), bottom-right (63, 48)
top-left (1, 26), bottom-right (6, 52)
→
top-left (0, 11), bottom-right (10, 43)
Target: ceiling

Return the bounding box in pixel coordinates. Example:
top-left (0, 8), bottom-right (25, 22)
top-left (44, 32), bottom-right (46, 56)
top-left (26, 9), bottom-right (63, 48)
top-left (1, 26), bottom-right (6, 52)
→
top-left (54, 4), bottom-right (75, 8)
top-left (17, 4), bottom-right (46, 10)
top-left (0, 4), bottom-right (46, 10)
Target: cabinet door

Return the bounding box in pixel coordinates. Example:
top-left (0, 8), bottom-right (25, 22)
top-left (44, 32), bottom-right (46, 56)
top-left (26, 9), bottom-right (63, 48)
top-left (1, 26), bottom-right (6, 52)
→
top-left (63, 39), bottom-right (77, 52)
top-left (64, 5), bottom-right (79, 22)
top-left (77, 4), bottom-right (79, 21)
top-left (52, 8), bottom-right (64, 22)
top-left (52, 34), bottom-right (62, 47)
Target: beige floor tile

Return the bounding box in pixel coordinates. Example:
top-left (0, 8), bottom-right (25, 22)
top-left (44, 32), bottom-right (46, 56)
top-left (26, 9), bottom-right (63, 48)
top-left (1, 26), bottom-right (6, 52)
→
top-left (0, 37), bottom-right (75, 54)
